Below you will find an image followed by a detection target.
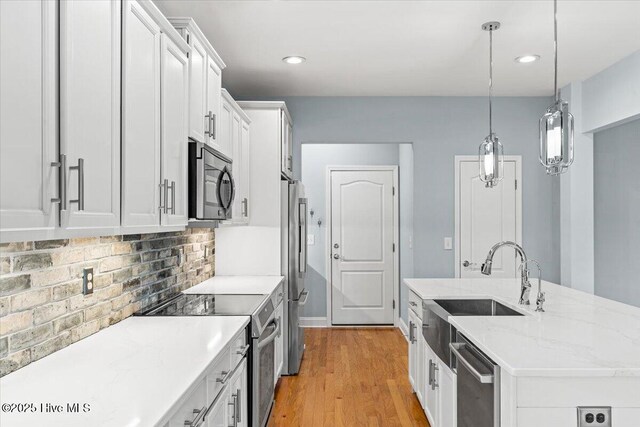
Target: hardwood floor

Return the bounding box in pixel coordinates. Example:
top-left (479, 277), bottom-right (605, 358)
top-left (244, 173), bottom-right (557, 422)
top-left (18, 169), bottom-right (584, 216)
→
top-left (269, 328), bottom-right (430, 427)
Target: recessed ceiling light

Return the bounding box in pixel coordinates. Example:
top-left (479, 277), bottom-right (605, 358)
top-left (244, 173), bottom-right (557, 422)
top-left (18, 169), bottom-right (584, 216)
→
top-left (515, 55), bottom-right (540, 64)
top-left (282, 56), bottom-right (306, 65)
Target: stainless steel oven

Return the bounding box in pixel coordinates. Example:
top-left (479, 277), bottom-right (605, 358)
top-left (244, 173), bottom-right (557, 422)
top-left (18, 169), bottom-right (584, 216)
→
top-left (188, 142), bottom-right (235, 220)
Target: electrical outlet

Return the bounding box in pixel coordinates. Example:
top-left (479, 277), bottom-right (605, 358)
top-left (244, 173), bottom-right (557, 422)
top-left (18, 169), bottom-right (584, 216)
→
top-left (307, 234), bottom-right (315, 245)
top-left (577, 407), bottom-right (611, 427)
top-left (204, 246), bottom-right (209, 258)
top-left (83, 267), bottom-right (94, 295)
top-left (177, 248), bottom-right (184, 266)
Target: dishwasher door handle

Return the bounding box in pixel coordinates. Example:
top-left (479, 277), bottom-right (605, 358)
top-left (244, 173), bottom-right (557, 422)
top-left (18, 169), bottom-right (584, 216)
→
top-left (450, 342), bottom-right (495, 384)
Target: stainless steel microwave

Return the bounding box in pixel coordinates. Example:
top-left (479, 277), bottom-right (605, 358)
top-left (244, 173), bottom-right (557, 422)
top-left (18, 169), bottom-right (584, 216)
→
top-left (188, 142), bottom-right (235, 221)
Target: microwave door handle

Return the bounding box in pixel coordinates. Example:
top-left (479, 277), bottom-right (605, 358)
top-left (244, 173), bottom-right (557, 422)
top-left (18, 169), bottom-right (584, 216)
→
top-left (226, 168), bottom-right (236, 210)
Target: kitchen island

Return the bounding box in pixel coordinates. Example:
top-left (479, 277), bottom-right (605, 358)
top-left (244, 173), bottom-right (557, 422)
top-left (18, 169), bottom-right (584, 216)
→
top-left (405, 278), bottom-right (640, 427)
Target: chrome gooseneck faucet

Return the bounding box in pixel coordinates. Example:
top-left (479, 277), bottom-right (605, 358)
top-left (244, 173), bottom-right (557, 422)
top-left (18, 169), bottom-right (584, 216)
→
top-left (480, 241), bottom-right (531, 305)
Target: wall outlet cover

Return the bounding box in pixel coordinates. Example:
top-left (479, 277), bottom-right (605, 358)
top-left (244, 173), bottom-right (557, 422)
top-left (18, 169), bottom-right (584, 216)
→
top-left (577, 407), bottom-right (611, 427)
top-left (444, 237), bottom-right (453, 250)
top-left (83, 267), bottom-right (94, 295)
top-left (307, 234), bottom-right (315, 245)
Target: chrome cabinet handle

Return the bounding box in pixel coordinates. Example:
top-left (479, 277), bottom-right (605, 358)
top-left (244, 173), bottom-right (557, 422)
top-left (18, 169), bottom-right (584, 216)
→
top-left (211, 113), bottom-right (216, 139)
top-left (287, 155), bottom-right (292, 171)
top-left (169, 180), bottom-right (176, 214)
top-left (69, 158), bottom-right (84, 210)
top-left (431, 362), bottom-right (439, 390)
top-left (408, 321), bottom-right (414, 343)
top-left (184, 406), bottom-right (207, 427)
top-left (51, 154), bottom-right (67, 210)
top-left (241, 198), bottom-right (248, 217)
top-left (228, 393), bottom-right (237, 427)
top-left (409, 301), bottom-right (418, 307)
top-left (235, 388), bottom-right (241, 423)
top-left (236, 344), bottom-right (250, 357)
top-left (158, 180), bottom-right (166, 213)
top-left (216, 370), bottom-right (231, 384)
top-left (163, 179), bottom-right (169, 214)
top-left (205, 111), bottom-right (213, 138)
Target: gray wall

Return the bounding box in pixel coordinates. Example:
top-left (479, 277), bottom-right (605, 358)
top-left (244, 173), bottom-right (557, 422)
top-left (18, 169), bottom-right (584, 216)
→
top-left (238, 96), bottom-right (561, 319)
top-left (301, 143), bottom-right (409, 318)
top-left (594, 119), bottom-right (640, 307)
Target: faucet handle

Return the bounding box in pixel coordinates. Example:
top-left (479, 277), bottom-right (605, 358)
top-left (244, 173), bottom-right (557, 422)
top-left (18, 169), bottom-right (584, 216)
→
top-left (536, 291), bottom-right (546, 313)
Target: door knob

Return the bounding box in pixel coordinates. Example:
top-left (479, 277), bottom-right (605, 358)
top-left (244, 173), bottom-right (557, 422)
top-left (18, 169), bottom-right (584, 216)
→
top-left (333, 254), bottom-right (340, 260)
top-left (463, 260), bottom-right (473, 267)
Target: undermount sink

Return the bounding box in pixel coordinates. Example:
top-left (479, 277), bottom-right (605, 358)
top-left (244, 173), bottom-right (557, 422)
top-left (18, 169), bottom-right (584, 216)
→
top-left (434, 299), bottom-right (523, 316)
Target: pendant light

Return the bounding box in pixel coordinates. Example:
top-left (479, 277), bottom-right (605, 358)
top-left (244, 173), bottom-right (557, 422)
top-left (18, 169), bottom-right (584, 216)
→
top-left (478, 21), bottom-right (504, 188)
top-left (539, 0), bottom-right (574, 175)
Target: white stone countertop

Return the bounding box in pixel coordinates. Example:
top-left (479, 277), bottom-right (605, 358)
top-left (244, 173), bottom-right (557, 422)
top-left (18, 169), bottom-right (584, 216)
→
top-left (405, 278), bottom-right (640, 377)
top-left (184, 275), bottom-right (284, 296)
top-left (0, 316), bottom-right (249, 426)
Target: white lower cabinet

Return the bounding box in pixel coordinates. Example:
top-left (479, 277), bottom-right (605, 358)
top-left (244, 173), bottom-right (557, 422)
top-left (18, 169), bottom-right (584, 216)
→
top-left (423, 341), bottom-right (439, 424)
top-left (408, 307), bottom-right (424, 405)
top-left (166, 329), bottom-right (248, 427)
top-left (275, 300), bottom-right (284, 384)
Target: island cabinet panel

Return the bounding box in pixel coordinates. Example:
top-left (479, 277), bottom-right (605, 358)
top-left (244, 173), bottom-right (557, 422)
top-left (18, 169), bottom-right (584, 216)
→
top-left (516, 376), bottom-right (640, 407)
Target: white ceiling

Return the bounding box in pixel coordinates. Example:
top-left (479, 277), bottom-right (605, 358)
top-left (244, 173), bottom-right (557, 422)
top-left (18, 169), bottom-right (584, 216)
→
top-left (155, 1), bottom-right (640, 97)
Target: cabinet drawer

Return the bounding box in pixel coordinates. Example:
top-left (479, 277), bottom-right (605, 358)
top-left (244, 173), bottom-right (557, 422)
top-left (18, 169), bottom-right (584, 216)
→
top-left (206, 347), bottom-right (231, 403)
top-left (168, 380), bottom-right (207, 427)
top-left (230, 327), bottom-right (249, 369)
top-left (409, 290), bottom-right (423, 319)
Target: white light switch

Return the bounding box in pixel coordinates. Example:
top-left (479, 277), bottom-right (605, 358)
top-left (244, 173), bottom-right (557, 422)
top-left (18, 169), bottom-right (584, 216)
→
top-left (307, 234), bottom-right (315, 245)
top-left (444, 237), bottom-right (453, 250)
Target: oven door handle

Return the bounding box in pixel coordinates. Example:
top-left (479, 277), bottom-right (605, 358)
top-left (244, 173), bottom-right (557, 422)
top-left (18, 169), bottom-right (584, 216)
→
top-left (450, 343), bottom-right (494, 384)
top-left (257, 318), bottom-right (280, 349)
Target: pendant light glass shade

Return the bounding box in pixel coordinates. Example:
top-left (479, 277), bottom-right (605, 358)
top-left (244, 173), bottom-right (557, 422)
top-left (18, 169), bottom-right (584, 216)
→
top-left (479, 134), bottom-right (504, 188)
top-left (539, 99), bottom-right (574, 175)
top-left (539, 0), bottom-right (574, 175)
top-left (478, 21), bottom-right (504, 188)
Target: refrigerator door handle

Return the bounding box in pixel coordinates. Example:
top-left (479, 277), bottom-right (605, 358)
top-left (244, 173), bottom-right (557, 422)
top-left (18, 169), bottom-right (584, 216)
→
top-left (298, 198), bottom-right (308, 274)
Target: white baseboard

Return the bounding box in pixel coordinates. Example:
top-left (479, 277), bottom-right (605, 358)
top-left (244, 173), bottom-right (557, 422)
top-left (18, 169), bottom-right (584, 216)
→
top-left (398, 317), bottom-right (409, 340)
top-left (300, 317), bottom-right (328, 328)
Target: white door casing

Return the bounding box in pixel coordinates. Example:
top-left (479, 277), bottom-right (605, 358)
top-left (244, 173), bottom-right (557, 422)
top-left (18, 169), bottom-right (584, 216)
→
top-left (455, 156), bottom-right (522, 278)
top-left (329, 168), bottom-right (397, 325)
top-left (60, 0), bottom-right (121, 230)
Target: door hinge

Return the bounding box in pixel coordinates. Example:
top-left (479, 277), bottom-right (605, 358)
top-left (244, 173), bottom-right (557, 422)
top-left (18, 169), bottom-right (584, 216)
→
top-left (515, 179), bottom-right (518, 190)
top-left (392, 186), bottom-right (395, 196)
top-left (186, 34), bottom-right (190, 44)
top-left (393, 299), bottom-right (396, 309)
top-left (393, 243), bottom-right (396, 252)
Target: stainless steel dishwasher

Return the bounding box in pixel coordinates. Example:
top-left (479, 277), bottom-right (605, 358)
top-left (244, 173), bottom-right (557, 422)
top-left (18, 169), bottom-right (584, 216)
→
top-left (450, 333), bottom-right (500, 427)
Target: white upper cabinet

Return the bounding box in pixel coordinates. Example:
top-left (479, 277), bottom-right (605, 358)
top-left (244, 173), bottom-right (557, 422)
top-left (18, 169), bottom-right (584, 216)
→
top-left (122, 0), bottom-right (190, 230)
top-left (160, 33), bottom-right (189, 227)
top-left (0, 0), bottom-right (58, 240)
top-left (167, 18), bottom-right (226, 154)
top-left (221, 89), bottom-right (251, 225)
top-left (122, 0), bottom-right (161, 229)
top-left (281, 112), bottom-right (293, 179)
top-left (60, 0), bottom-right (121, 230)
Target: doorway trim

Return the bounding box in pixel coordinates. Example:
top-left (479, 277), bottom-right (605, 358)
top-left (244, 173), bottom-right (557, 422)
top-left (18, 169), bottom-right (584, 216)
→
top-left (325, 165), bottom-right (400, 327)
top-left (454, 155), bottom-right (523, 278)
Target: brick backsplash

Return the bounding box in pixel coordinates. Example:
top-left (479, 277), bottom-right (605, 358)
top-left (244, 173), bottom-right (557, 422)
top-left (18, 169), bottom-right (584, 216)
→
top-left (0, 228), bottom-right (215, 376)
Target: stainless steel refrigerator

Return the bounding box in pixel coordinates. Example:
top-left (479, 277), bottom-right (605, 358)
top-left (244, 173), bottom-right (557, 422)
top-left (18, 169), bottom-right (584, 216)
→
top-left (280, 180), bottom-right (308, 375)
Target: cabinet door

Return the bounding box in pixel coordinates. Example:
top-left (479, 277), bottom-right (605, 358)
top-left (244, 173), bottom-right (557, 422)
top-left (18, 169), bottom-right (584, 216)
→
top-left (230, 112), bottom-right (243, 223)
top-left (286, 120), bottom-right (293, 175)
top-left (160, 34), bottom-right (189, 226)
top-left (205, 56), bottom-right (222, 152)
top-left (121, 0), bottom-right (161, 228)
top-left (424, 343), bottom-right (439, 426)
top-left (168, 381), bottom-right (208, 427)
top-left (416, 316), bottom-right (424, 406)
top-left (408, 310), bottom-right (418, 390)
top-left (438, 361), bottom-right (456, 427)
top-left (60, 0), bottom-right (121, 230)
top-left (228, 358), bottom-right (248, 427)
top-left (0, 0), bottom-right (58, 238)
top-left (240, 120), bottom-right (251, 223)
top-left (205, 387), bottom-right (228, 427)
top-left (280, 111), bottom-right (289, 177)
top-left (188, 34), bottom-right (207, 143)
top-left (275, 301), bottom-right (284, 383)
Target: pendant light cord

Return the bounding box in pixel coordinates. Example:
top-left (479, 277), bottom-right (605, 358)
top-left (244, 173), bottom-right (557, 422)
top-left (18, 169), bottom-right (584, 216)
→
top-left (489, 27), bottom-right (493, 135)
top-left (554, 0), bottom-right (559, 102)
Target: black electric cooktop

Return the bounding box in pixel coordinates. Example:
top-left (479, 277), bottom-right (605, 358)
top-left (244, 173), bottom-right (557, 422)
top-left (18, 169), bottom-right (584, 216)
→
top-left (137, 293), bottom-right (268, 316)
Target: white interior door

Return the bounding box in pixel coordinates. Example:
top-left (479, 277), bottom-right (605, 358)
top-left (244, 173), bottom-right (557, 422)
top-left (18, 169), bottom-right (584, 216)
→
top-left (458, 158), bottom-right (521, 278)
top-left (331, 170), bottom-right (395, 325)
